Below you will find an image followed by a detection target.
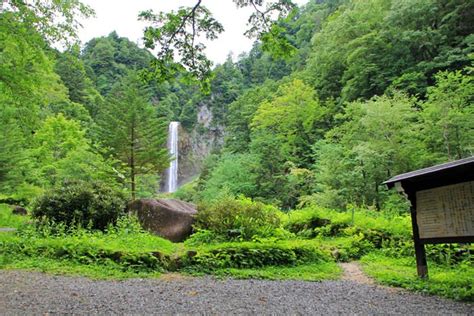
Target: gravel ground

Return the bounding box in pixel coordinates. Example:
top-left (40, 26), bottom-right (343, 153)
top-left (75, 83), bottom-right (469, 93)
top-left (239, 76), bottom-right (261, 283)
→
top-left (0, 270), bottom-right (472, 315)
top-left (0, 228), bottom-right (16, 232)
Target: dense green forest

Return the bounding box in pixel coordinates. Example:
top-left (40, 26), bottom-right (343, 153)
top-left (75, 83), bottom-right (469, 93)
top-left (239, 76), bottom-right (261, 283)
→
top-left (175, 0), bottom-right (474, 210)
top-left (1, 0), bottom-right (473, 302)
top-left (1, 0), bottom-right (472, 208)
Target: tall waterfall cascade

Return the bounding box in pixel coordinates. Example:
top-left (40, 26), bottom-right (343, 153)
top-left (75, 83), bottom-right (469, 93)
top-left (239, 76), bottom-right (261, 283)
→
top-left (167, 121), bottom-right (179, 193)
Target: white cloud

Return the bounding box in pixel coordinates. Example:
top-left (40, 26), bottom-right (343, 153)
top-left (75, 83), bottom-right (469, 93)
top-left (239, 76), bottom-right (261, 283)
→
top-left (77, 0), bottom-right (309, 65)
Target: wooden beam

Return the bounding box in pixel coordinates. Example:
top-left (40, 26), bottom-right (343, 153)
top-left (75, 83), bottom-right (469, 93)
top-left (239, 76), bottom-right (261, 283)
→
top-left (420, 236), bottom-right (474, 244)
top-left (410, 206), bottom-right (428, 279)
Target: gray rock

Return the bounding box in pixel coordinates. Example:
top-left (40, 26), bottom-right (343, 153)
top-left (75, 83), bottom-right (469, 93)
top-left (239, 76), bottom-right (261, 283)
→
top-left (128, 198), bottom-right (197, 242)
top-left (11, 205), bottom-right (27, 215)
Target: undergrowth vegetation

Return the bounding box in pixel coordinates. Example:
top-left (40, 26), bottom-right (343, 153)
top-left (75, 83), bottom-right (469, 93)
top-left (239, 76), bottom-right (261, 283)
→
top-left (0, 204), bottom-right (29, 229)
top-left (1, 216), bottom-right (176, 274)
top-left (182, 240), bottom-right (331, 272)
top-left (361, 253), bottom-right (473, 301)
top-left (32, 180), bottom-right (127, 230)
top-left (0, 0), bottom-right (472, 306)
top-left (0, 196), bottom-right (472, 301)
top-left (194, 195), bottom-right (281, 241)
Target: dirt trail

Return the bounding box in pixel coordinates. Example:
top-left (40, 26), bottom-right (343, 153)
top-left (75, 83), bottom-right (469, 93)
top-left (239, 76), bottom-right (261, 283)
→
top-left (339, 262), bottom-right (375, 285)
top-left (338, 262), bottom-right (405, 294)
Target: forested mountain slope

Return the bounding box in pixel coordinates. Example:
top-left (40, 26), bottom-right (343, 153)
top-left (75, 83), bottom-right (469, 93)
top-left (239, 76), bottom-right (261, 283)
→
top-left (0, 0), bottom-right (472, 210)
top-left (178, 0), bottom-right (474, 210)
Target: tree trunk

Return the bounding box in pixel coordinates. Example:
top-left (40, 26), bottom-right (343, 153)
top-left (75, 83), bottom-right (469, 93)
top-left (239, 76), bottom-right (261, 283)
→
top-left (443, 124), bottom-right (451, 160)
top-left (454, 126), bottom-right (462, 160)
top-left (375, 180), bottom-right (380, 211)
top-left (130, 124), bottom-right (136, 201)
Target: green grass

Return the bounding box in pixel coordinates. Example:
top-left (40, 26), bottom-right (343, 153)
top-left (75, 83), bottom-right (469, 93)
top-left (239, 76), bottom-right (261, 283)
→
top-left (0, 254), bottom-right (163, 280)
top-left (1, 232), bottom-right (176, 260)
top-left (0, 204), bottom-right (470, 301)
top-left (83, 230), bottom-right (177, 255)
top-left (0, 227), bottom-right (177, 256)
top-left (0, 216), bottom-right (178, 275)
top-left (0, 253), bottom-right (341, 282)
top-left (203, 262), bottom-right (341, 281)
top-left (0, 204), bottom-right (29, 228)
top-left (360, 252), bottom-right (474, 301)
top-left (0, 232), bottom-right (341, 282)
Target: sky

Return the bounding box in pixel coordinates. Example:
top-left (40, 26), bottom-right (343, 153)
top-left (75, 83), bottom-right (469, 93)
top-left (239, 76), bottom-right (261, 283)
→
top-left (77, 0), bottom-right (309, 65)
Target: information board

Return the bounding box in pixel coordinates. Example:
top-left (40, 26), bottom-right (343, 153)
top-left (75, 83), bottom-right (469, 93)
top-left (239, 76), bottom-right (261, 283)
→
top-left (416, 181), bottom-right (474, 239)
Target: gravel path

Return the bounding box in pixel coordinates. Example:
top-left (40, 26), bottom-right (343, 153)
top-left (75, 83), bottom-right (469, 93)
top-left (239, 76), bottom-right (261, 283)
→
top-left (1, 271), bottom-right (472, 315)
top-left (0, 228), bottom-right (16, 232)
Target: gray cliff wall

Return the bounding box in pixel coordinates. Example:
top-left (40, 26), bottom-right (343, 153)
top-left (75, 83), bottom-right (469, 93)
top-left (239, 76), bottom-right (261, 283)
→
top-left (161, 104), bottom-right (224, 191)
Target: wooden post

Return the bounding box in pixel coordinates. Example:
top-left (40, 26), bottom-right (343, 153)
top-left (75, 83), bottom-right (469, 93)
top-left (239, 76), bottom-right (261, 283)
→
top-left (410, 206), bottom-right (428, 279)
top-left (385, 159), bottom-right (474, 280)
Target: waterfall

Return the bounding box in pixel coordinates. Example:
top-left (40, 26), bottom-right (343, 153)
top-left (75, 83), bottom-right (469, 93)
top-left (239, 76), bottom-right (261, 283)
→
top-left (167, 121), bottom-right (179, 193)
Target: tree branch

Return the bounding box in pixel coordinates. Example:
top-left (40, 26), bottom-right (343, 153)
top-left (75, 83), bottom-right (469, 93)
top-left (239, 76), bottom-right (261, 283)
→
top-left (249, 0), bottom-right (271, 30)
top-left (166, 0), bottom-right (202, 53)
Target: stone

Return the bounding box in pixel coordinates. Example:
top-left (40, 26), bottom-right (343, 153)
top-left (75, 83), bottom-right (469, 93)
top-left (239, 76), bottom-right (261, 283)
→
top-left (128, 199), bottom-right (197, 242)
top-left (331, 249), bottom-right (341, 261)
top-left (11, 205), bottom-right (27, 216)
top-left (186, 250), bottom-right (197, 258)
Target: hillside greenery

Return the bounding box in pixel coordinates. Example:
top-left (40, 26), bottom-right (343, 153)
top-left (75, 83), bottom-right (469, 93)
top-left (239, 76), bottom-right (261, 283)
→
top-left (1, 201), bottom-right (472, 300)
top-left (0, 0), bottom-right (472, 302)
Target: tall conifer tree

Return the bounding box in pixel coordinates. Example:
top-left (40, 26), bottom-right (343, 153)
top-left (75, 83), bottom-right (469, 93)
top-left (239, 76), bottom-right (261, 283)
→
top-left (96, 72), bottom-right (169, 199)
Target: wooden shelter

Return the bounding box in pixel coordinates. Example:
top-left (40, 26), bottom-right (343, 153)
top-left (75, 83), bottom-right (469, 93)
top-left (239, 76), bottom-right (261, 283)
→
top-left (384, 156), bottom-right (474, 278)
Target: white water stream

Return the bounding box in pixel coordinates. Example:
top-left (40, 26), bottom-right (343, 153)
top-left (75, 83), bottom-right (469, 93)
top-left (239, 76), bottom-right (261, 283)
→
top-left (167, 121), bottom-right (179, 193)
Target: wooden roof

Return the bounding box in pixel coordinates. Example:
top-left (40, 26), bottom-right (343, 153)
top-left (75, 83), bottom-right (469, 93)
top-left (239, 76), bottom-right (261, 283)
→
top-left (384, 156), bottom-right (474, 187)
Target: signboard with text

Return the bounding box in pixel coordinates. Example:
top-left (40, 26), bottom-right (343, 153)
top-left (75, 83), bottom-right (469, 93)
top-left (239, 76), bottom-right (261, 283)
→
top-left (416, 181), bottom-right (474, 239)
top-left (384, 157), bottom-right (474, 278)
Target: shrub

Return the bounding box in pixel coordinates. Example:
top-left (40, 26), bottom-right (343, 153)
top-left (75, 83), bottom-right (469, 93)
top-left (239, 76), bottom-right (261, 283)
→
top-left (282, 207), bottom-right (331, 237)
top-left (183, 241), bottom-right (331, 272)
top-left (283, 207), bottom-right (349, 239)
top-left (173, 179), bottom-right (199, 203)
top-left (32, 180), bottom-right (127, 230)
top-left (194, 195), bottom-right (280, 241)
top-left (283, 206), bottom-right (412, 239)
top-left (333, 233), bottom-right (376, 262)
top-left (184, 229), bottom-right (225, 246)
top-left (425, 243), bottom-right (473, 266)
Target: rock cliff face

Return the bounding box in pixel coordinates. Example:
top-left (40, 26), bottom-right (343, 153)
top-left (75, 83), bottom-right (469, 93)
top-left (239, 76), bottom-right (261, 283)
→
top-left (179, 104), bottom-right (225, 185)
top-left (160, 104), bottom-right (224, 191)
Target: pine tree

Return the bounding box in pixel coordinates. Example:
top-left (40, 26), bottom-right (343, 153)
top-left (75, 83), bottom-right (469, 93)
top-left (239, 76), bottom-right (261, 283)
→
top-left (96, 72), bottom-right (169, 199)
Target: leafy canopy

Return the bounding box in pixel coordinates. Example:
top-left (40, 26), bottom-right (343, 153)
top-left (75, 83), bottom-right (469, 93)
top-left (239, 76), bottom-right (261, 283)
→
top-left (139, 0), bottom-right (297, 87)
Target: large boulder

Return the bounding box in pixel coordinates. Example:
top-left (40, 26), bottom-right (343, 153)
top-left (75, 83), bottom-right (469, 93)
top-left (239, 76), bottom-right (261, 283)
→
top-left (128, 199), bottom-right (197, 242)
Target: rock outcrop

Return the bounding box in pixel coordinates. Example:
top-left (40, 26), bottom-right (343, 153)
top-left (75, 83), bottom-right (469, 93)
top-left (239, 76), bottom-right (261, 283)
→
top-left (128, 199), bottom-right (197, 242)
top-left (160, 104), bottom-right (225, 192)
